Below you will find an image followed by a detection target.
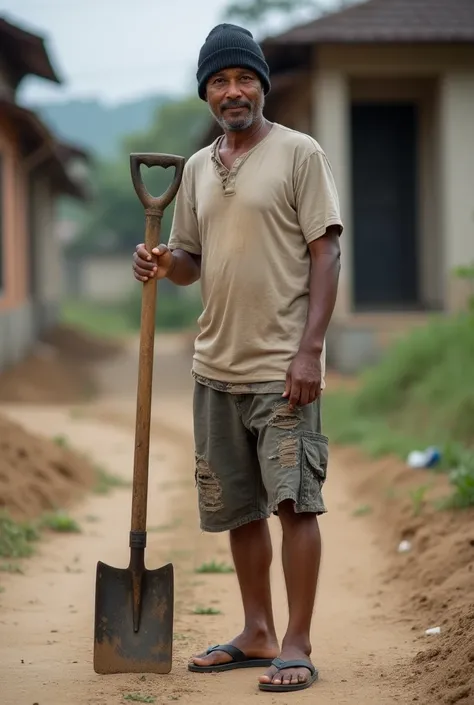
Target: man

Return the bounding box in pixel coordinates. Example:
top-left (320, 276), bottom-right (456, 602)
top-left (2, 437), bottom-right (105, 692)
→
top-left (132, 23), bottom-right (343, 694)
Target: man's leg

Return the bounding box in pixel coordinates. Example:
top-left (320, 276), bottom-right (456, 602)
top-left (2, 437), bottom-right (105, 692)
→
top-left (246, 395), bottom-right (328, 687)
top-left (192, 517), bottom-right (279, 668)
top-left (190, 383), bottom-right (278, 669)
top-left (259, 503), bottom-right (321, 685)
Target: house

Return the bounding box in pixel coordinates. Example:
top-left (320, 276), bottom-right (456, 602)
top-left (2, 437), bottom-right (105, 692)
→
top-left (201, 0), bottom-right (474, 372)
top-left (0, 17), bottom-right (90, 371)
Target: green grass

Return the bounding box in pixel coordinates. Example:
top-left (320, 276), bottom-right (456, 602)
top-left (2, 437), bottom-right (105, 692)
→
top-left (53, 434), bottom-right (69, 448)
top-left (40, 512), bottom-right (81, 534)
top-left (441, 451), bottom-right (474, 509)
top-left (324, 311), bottom-right (474, 509)
top-left (192, 606), bottom-right (222, 615)
top-left (61, 291), bottom-right (202, 338)
top-left (352, 504), bottom-right (372, 518)
top-left (0, 562), bottom-right (24, 574)
top-left (0, 513), bottom-right (40, 558)
top-left (195, 560), bottom-right (234, 574)
top-left (60, 300), bottom-right (132, 338)
top-left (408, 485), bottom-right (432, 517)
top-left (93, 466), bottom-right (131, 495)
top-left (123, 695), bottom-right (156, 703)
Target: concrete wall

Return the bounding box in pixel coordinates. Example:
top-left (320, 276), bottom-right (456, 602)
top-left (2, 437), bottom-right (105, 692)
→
top-left (307, 43), bottom-right (474, 371)
top-left (311, 43), bottom-right (474, 320)
top-left (0, 113), bottom-right (62, 371)
top-left (64, 254), bottom-right (135, 302)
top-left (440, 71), bottom-right (474, 311)
top-left (0, 301), bottom-right (35, 369)
top-left (29, 170), bottom-right (62, 333)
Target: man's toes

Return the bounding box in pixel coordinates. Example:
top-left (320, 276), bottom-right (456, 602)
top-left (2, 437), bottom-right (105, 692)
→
top-left (193, 651), bottom-right (229, 667)
top-left (259, 666), bottom-right (277, 684)
top-left (298, 671), bottom-right (307, 683)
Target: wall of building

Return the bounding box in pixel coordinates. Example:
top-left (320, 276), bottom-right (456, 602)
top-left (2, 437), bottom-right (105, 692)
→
top-left (0, 113), bottom-right (62, 371)
top-left (29, 169), bottom-right (62, 333)
top-left (64, 253), bottom-right (135, 302)
top-left (311, 43), bottom-right (474, 320)
top-left (440, 70), bottom-right (474, 311)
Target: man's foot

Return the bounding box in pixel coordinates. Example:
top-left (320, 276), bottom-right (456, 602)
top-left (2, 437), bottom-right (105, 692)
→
top-left (190, 629), bottom-right (279, 669)
top-left (258, 645), bottom-right (314, 687)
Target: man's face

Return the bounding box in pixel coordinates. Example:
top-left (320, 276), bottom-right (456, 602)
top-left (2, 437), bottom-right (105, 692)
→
top-left (206, 67), bottom-right (264, 132)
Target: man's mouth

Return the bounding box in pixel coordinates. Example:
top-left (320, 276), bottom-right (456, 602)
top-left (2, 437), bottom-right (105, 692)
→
top-left (222, 104), bottom-right (249, 112)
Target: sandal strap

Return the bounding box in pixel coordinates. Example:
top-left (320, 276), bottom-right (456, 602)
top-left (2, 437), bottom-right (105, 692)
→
top-left (271, 658), bottom-right (316, 675)
top-left (207, 644), bottom-right (246, 662)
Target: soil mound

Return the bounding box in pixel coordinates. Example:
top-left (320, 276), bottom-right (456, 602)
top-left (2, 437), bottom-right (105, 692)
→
top-left (0, 325), bottom-right (123, 404)
top-left (0, 413), bottom-right (96, 520)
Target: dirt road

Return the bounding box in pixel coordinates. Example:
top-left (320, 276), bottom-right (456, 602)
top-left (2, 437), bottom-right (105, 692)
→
top-left (0, 335), bottom-right (418, 705)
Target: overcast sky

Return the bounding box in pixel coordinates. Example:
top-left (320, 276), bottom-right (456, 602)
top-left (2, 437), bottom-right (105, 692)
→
top-left (1, 0), bottom-right (341, 105)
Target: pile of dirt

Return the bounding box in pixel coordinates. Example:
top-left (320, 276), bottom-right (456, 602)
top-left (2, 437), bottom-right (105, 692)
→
top-left (0, 413), bottom-right (96, 520)
top-left (336, 447), bottom-right (474, 704)
top-left (0, 325), bottom-right (123, 404)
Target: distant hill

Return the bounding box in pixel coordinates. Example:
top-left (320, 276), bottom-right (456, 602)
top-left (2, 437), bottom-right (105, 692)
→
top-left (34, 94), bottom-right (171, 159)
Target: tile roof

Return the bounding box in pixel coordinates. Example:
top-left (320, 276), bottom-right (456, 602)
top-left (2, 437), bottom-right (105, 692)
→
top-left (265, 0), bottom-right (474, 45)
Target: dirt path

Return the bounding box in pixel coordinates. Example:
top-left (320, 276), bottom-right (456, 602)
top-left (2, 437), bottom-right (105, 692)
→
top-left (0, 337), bottom-right (418, 705)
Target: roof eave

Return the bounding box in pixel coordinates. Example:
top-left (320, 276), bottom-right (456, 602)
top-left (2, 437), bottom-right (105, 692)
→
top-left (0, 17), bottom-right (62, 84)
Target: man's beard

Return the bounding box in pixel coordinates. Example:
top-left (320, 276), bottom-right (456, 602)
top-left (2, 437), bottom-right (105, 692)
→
top-left (210, 94), bottom-right (264, 132)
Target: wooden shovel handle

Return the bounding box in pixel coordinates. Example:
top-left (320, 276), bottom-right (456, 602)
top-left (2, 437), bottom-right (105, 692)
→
top-left (129, 153), bottom-right (185, 537)
top-left (130, 153), bottom-right (185, 213)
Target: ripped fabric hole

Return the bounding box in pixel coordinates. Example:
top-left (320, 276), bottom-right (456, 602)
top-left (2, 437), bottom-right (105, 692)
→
top-left (195, 456), bottom-right (224, 513)
top-left (269, 402), bottom-right (302, 431)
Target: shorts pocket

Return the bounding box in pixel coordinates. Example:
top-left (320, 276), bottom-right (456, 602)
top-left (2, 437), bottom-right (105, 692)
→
top-left (299, 432), bottom-right (329, 507)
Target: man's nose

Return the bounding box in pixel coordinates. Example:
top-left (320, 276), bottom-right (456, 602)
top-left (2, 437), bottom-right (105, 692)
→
top-left (225, 80), bottom-right (243, 99)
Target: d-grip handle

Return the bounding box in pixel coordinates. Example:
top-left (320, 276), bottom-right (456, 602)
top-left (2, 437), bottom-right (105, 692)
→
top-left (130, 153), bottom-right (185, 212)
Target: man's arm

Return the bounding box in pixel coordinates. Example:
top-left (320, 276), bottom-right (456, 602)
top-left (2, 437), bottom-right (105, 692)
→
top-left (298, 227), bottom-right (341, 357)
top-left (166, 248), bottom-right (201, 286)
top-left (284, 148), bottom-right (343, 408)
top-left (283, 227), bottom-right (341, 409)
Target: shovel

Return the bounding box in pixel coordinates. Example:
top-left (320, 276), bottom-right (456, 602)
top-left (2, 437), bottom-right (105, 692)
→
top-left (93, 153), bottom-right (185, 675)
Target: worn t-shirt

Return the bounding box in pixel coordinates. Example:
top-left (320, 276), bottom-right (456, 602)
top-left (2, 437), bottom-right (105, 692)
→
top-left (167, 122), bottom-right (343, 389)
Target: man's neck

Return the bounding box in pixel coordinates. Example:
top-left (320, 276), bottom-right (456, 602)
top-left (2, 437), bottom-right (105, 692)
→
top-left (222, 117), bottom-right (273, 153)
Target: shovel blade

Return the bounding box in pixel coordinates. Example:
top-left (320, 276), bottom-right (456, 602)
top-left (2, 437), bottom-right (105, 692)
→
top-left (93, 560), bottom-right (174, 674)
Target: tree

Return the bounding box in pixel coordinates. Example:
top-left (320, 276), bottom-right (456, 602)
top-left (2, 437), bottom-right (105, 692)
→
top-left (70, 96), bottom-right (208, 256)
top-left (223, 0), bottom-right (353, 35)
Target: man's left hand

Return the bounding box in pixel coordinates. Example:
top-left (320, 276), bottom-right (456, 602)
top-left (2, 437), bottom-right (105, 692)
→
top-left (283, 351), bottom-right (322, 410)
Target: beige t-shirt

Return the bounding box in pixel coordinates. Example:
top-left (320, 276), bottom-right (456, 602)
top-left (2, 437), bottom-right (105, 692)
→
top-left (168, 123), bottom-right (343, 389)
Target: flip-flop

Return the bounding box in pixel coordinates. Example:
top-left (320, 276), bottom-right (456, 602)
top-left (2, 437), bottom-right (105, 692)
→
top-left (188, 644), bottom-right (274, 673)
top-left (258, 657), bottom-right (319, 692)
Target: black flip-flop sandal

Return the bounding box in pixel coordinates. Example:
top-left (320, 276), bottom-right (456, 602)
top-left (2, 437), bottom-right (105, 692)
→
top-left (258, 657), bottom-right (319, 692)
top-left (188, 644), bottom-right (274, 673)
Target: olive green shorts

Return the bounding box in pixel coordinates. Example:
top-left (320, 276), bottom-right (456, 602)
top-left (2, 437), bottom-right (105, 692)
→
top-left (193, 381), bottom-right (329, 533)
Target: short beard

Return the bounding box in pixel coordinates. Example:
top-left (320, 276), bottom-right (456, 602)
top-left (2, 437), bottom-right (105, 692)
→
top-left (209, 93), bottom-right (265, 132)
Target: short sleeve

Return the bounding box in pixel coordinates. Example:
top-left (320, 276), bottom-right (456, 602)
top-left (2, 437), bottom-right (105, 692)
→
top-left (167, 164), bottom-right (201, 255)
top-left (294, 150), bottom-right (344, 244)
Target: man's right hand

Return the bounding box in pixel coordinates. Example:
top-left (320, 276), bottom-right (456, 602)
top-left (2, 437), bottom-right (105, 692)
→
top-left (132, 243), bottom-right (175, 282)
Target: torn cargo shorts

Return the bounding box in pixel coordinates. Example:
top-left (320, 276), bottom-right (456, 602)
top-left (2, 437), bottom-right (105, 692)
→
top-left (193, 381), bottom-right (328, 533)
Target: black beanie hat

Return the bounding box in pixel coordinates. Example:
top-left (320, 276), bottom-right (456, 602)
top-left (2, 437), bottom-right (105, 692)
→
top-left (197, 23), bottom-right (271, 100)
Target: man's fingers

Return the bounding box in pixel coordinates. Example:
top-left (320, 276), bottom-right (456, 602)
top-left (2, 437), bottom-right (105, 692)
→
top-left (299, 387), bottom-right (310, 407)
top-left (136, 245), bottom-right (151, 260)
top-left (153, 244), bottom-right (169, 256)
top-left (288, 382), bottom-right (301, 410)
top-left (282, 377), bottom-right (291, 399)
top-left (133, 252), bottom-right (156, 272)
top-left (134, 264), bottom-right (155, 279)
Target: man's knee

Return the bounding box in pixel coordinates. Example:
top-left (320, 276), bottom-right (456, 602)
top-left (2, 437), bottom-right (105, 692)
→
top-left (278, 499), bottom-right (318, 525)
